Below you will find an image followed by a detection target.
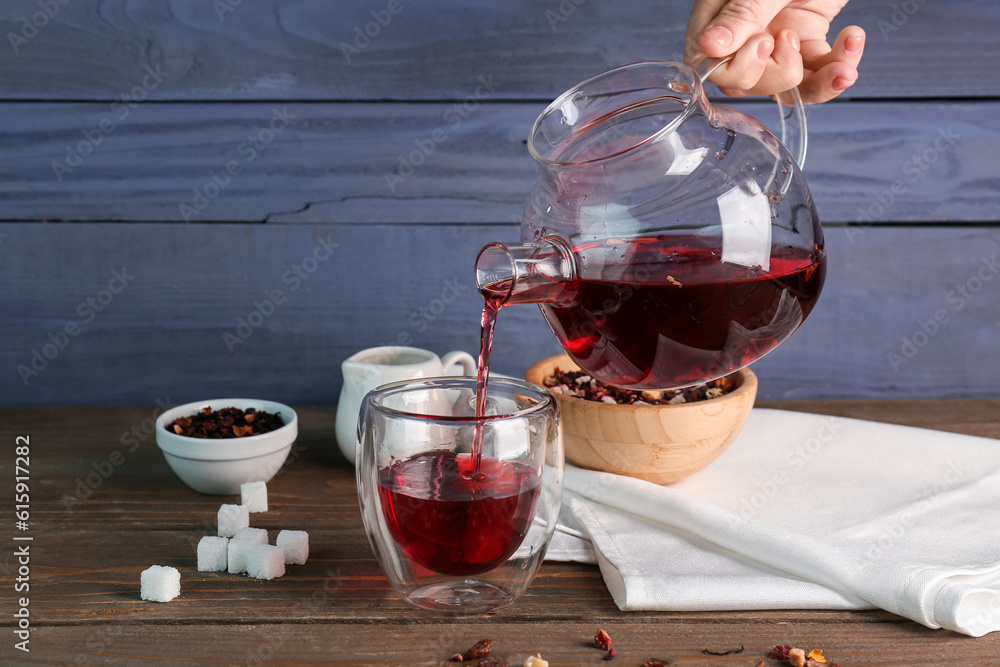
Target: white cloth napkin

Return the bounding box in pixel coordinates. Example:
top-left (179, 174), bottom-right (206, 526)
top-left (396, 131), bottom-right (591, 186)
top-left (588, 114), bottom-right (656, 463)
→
top-left (547, 408), bottom-right (1000, 637)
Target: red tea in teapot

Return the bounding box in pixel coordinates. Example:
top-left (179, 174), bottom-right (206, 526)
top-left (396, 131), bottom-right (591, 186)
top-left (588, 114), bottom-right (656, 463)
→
top-left (477, 235), bottom-right (824, 394)
top-left (537, 237), bottom-right (825, 389)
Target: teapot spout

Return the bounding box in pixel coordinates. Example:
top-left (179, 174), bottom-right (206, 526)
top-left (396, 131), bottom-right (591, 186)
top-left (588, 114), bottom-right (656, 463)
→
top-left (475, 236), bottom-right (577, 306)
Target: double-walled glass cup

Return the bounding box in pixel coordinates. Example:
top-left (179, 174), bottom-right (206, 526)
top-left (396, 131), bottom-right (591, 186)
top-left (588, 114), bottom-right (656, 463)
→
top-left (357, 377), bottom-right (563, 613)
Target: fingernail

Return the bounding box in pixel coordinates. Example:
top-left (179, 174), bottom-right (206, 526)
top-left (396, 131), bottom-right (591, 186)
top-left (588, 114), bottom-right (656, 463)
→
top-left (703, 24), bottom-right (733, 47)
top-left (788, 32), bottom-right (800, 51)
top-left (758, 39), bottom-right (774, 59)
top-left (832, 77), bottom-right (852, 91)
top-left (845, 35), bottom-right (863, 53)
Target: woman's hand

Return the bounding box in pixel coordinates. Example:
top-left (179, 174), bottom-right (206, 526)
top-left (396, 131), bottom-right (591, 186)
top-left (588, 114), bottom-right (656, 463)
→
top-left (684, 0), bottom-right (865, 103)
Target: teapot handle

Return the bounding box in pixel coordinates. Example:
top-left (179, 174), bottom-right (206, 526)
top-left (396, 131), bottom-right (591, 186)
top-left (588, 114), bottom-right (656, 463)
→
top-left (696, 56), bottom-right (808, 170)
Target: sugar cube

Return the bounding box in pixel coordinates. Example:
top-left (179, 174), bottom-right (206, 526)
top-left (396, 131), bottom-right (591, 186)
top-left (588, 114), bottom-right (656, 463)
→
top-left (276, 530), bottom-right (309, 565)
top-left (241, 481), bottom-right (268, 513)
top-left (217, 503), bottom-right (249, 537)
top-left (197, 536), bottom-right (229, 572)
top-left (233, 527), bottom-right (268, 545)
top-left (227, 537), bottom-right (257, 574)
top-left (140, 565), bottom-right (180, 602)
top-left (246, 544), bottom-right (285, 580)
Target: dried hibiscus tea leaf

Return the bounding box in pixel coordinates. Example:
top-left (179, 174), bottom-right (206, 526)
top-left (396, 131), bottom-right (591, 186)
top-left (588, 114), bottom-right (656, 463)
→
top-left (594, 628), bottom-right (612, 651)
top-left (478, 659), bottom-right (508, 667)
top-left (166, 405), bottom-right (285, 439)
top-left (769, 645), bottom-right (793, 660)
top-left (450, 654), bottom-right (463, 662)
top-left (547, 368), bottom-right (735, 405)
top-left (643, 659), bottom-right (669, 667)
top-left (714, 375), bottom-right (734, 391)
top-left (465, 638), bottom-right (493, 660)
top-left (807, 649), bottom-right (827, 664)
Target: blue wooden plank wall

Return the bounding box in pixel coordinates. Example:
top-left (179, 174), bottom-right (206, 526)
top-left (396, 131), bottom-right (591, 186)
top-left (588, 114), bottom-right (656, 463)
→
top-left (0, 0), bottom-right (998, 406)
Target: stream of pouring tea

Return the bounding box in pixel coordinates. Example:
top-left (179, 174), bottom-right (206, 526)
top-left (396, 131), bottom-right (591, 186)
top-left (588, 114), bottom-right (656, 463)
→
top-left (471, 281), bottom-right (506, 473)
top-left (373, 279), bottom-right (540, 577)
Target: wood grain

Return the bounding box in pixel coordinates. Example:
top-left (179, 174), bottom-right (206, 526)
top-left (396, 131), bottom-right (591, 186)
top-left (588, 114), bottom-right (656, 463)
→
top-left (2, 403), bottom-right (999, 666)
top-left (0, 1), bottom-right (997, 406)
top-left (757, 399), bottom-right (1000, 439)
top-left (0, 100), bottom-right (996, 224)
top-left (1, 223), bottom-right (998, 406)
top-left (21, 619), bottom-right (1000, 666)
top-left (0, 0), bottom-right (996, 101)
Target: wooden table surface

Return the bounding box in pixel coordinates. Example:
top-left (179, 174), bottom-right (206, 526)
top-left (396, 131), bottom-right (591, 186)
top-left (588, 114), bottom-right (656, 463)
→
top-left (4, 400), bottom-right (1000, 666)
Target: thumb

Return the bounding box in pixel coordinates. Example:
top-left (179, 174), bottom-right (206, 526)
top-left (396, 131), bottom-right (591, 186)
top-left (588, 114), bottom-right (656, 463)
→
top-left (697, 0), bottom-right (788, 56)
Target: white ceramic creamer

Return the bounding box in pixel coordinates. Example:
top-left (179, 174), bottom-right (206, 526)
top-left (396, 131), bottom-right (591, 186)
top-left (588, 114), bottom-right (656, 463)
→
top-left (335, 346), bottom-right (476, 464)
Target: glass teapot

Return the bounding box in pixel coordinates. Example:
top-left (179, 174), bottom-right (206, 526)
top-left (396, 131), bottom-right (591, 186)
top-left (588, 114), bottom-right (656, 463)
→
top-left (476, 60), bottom-right (825, 390)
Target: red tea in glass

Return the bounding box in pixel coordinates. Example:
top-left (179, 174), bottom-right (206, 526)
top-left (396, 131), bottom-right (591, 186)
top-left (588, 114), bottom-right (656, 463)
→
top-left (377, 452), bottom-right (541, 576)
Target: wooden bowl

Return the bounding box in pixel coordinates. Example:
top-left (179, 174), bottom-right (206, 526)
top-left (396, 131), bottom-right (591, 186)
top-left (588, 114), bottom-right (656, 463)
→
top-left (525, 353), bottom-right (757, 484)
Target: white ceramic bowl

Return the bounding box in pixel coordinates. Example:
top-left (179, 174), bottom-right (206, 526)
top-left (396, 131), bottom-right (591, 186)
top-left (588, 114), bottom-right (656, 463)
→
top-left (155, 398), bottom-right (298, 495)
